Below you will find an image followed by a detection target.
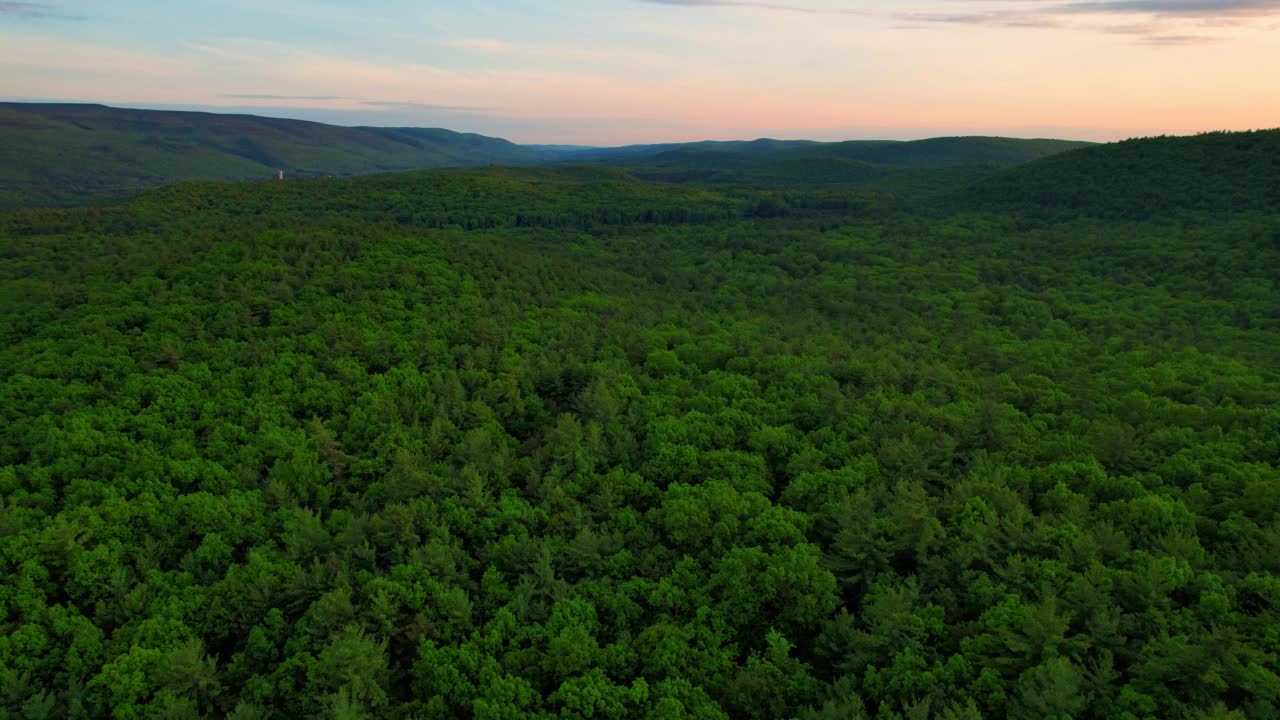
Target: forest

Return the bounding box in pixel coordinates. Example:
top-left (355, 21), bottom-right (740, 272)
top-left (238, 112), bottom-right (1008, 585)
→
top-left (0, 130), bottom-right (1278, 719)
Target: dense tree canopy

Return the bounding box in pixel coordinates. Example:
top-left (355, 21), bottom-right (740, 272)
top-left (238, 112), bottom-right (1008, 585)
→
top-left (1, 139), bottom-right (1278, 718)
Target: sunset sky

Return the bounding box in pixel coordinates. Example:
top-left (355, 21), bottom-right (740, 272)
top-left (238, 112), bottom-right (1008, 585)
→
top-left (2, 0), bottom-right (1278, 145)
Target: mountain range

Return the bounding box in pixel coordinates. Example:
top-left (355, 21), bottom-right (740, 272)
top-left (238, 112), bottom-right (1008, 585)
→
top-left (1, 102), bottom-right (1091, 209)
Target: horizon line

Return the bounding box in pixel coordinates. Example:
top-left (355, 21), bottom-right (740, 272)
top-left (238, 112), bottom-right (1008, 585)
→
top-left (4, 97), bottom-right (1266, 147)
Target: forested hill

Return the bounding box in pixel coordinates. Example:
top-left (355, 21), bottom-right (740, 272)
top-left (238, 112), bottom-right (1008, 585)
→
top-left (2, 132), bottom-right (1279, 719)
top-left (0, 103), bottom-right (561, 210)
top-left (784, 136), bottom-right (1093, 168)
top-left (589, 137), bottom-right (1092, 190)
top-left (557, 138), bottom-right (823, 161)
top-left (965, 129), bottom-right (1280, 218)
top-left (85, 166), bottom-right (747, 231)
top-left (569, 136), bottom-right (1089, 165)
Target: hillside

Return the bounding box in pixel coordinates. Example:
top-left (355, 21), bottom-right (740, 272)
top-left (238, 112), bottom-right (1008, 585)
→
top-left (966, 129), bottom-right (1280, 218)
top-left (122, 165), bottom-right (747, 229)
top-left (566, 136), bottom-right (1087, 166)
top-left (0, 105), bottom-right (1094, 209)
top-left (0, 103), bottom-right (562, 209)
top-left (596, 136), bottom-right (1091, 191)
top-left (1, 138), bottom-right (1278, 719)
top-left (804, 136), bottom-right (1093, 167)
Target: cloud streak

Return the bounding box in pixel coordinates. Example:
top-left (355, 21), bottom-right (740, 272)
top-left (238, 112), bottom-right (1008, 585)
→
top-left (362, 100), bottom-right (494, 112)
top-left (900, 0), bottom-right (1280, 40)
top-left (0, 1), bottom-right (78, 19)
top-left (1059, 0), bottom-right (1280, 16)
top-left (900, 11), bottom-right (1064, 28)
top-left (659, 0), bottom-right (1280, 33)
top-left (638, 0), bottom-right (864, 15)
top-left (224, 94), bottom-right (346, 101)
top-left (221, 95), bottom-right (495, 112)
top-left (1138, 32), bottom-right (1219, 42)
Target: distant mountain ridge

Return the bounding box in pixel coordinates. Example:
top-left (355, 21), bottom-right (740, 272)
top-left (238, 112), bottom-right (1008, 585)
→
top-left (1, 102), bottom-right (1094, 209)
top-left (577, 136), bottom-right (1090, 167)
top-left (562, 138), bottom-right (823, 161)
top-left (0, 103), bottom-right (561, 209)
top-left (585, 136), bottom-right (1093, 191)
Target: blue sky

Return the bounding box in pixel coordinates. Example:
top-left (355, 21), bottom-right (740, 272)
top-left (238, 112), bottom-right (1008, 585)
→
top-left (2, 0), bottom-right (1278, 144)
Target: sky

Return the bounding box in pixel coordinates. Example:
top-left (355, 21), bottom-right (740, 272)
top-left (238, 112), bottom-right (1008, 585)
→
top-left (2, 0), bottom-right (1278, 145)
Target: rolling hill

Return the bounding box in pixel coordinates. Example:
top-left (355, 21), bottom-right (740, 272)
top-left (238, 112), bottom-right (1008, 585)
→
top-left (590, 136), bottom-right (1093, 191)
top-left (0, 103), bottom-right (565, 209)
top-left (964, 129), bottom-right (1280, 218)
top-left (118, 164), bottom-right (746, 230)
top-left (797, 136), bottom-right (1094, 167)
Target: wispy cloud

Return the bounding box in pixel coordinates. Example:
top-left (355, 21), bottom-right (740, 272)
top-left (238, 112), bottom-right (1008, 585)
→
top-left (221, 95), bottom-right (494, 112)
top-left (362, 100), bottom-right (494, 112)
top-left (1059, 0), bottom-right (1280, 16)
top-left (224, 94), bottom-right (346, 101)
top-left (1091, 19), bottom-right (1224, 41)
top-left (0, 1), bottom-right (79, 20)
top-left (655, 0), bottom-right (1274, 26)
top-left (638, 0), bottom-right (864, 15)
top-left (899, 11), bottom-right (1063, 28)
top-left (1138, 32), bottom-right (1219, 42)
top-left (900, 0), bottom-right (1280, 40)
